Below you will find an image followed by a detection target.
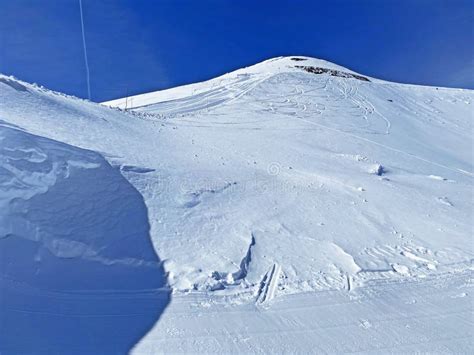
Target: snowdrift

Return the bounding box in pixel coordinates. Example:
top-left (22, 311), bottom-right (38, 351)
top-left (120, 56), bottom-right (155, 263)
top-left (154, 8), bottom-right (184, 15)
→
top-left (1, 56), bottom-right (473, 353)
top-left (0, 125), bottom-right (169, 353)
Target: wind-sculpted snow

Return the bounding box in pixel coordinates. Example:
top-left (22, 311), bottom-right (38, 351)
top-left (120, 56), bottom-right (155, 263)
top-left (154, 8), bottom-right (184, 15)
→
top-left (1, 56), bottom-right (473, 353)
top-left (0, 126), bottom-right (170, 354)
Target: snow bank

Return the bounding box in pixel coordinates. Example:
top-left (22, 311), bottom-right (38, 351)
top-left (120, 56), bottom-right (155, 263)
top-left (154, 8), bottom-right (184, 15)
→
top-left (0, 125), bottom-right (170, 353)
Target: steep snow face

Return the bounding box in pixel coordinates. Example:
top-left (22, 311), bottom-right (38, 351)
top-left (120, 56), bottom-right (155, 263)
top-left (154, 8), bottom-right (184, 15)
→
top-left (0, 94), bottom-right (169, 352)
top-left (0, 131), bottom-right (170, 352)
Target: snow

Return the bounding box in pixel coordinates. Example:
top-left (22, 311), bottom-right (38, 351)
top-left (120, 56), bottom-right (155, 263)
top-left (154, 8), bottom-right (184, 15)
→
top-left (0, 125), bottom-right (169, 353)
top-left (1, 56), bottom-right (473, 353)
top-left (132, 271), bottom-right (473, 353)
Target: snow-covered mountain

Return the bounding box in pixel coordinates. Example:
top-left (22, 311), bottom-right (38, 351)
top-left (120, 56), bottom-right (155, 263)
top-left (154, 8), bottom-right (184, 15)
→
top-left (1, 56), bottom-right (473, 353)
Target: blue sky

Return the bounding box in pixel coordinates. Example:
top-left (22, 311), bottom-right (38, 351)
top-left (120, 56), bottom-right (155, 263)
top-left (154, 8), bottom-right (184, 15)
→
top-left (1, 0), bottom-right (473, 102)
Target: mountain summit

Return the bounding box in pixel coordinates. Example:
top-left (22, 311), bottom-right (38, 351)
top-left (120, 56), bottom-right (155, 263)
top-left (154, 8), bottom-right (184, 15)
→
top-left (103, 56), bottom-right (374, 110)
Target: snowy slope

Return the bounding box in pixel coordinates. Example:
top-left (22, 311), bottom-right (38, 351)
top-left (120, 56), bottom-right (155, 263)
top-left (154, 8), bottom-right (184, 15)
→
top-left (1, 56), bottom-right (473, 353)
top-left (103, 56), bottom-right (473, 295)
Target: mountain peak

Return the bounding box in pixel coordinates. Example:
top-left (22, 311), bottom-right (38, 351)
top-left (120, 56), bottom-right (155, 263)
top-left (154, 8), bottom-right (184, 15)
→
top-left (102, 56), bottom-right (370, 109)
top-left (231, 56), bottom-right (361, 77)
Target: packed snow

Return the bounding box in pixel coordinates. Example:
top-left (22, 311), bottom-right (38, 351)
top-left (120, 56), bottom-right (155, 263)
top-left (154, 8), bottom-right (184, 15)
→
top-left (1, 56), bottom-right (473, 353)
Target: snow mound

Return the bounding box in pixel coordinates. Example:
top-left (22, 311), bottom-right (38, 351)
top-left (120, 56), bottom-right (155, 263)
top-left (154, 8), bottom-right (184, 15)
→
top-left (0, 125), bottom-right (169, 353)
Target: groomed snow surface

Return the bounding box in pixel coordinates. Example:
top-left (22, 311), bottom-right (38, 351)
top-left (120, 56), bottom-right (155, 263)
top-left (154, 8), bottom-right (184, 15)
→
top-left (1, 56), bottom-right (473, 353)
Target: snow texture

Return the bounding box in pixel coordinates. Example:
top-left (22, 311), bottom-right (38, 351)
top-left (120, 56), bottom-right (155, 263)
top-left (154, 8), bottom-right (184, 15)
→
top-left (1, 56), bottom-right (473, 353)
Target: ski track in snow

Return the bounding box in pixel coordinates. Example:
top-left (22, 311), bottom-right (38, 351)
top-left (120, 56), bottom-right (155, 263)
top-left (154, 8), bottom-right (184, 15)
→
top-left (132, 270), bottom-right (473, 354)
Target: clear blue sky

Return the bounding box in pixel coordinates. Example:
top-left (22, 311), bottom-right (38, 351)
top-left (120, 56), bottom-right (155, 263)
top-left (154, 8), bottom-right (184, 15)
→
top-left (1, 0), bottom-right (473, 102)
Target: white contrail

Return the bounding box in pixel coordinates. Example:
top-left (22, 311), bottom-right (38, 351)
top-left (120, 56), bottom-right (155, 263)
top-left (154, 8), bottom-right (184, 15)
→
top-left (79, 0), bottom-right (91, 100)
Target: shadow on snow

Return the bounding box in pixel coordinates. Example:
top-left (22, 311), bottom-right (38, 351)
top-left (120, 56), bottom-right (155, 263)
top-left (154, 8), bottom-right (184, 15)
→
top-left (0, 126), bottom-right (170, 354)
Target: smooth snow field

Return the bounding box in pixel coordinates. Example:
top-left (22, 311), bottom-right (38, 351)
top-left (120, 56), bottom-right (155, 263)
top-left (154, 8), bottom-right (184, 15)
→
top-left (1, 57), bottom-right (473, 353)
